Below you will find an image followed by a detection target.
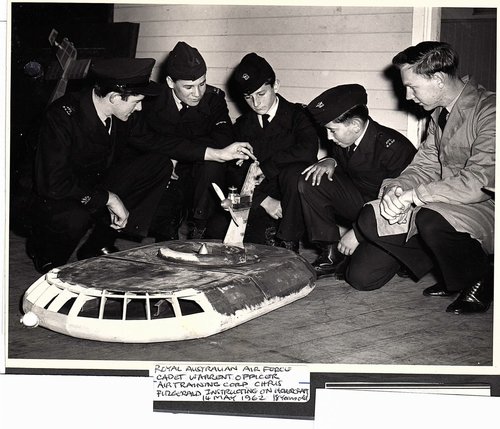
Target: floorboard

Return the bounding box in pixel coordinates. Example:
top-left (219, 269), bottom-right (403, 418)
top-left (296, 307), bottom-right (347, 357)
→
top-left (5, 229), bottom-right (494, 370)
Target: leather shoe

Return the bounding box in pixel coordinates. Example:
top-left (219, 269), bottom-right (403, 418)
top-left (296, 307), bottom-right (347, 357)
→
top-left (278, 239), bottom-right (300, 254)
top-left (423, 282), bottom-right (457, 297)
top-left (77, 243), bottom-right (119, 261)
top-left (26, 237), bottom-right (57, 274)
top-left (396, 265), bottom-right (412, 278)
top-left (446, 276), bottom-right (493, 314)
top-left (312, 243), bottom-right (346, 278)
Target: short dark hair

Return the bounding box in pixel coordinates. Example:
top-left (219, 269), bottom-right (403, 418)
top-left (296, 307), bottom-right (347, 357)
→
top-left (392, 41), bottom-right (459, 77)
top-left (93, 83), bottom-right (140, 100)
top-left (333, 104), bottom-right (369, 124)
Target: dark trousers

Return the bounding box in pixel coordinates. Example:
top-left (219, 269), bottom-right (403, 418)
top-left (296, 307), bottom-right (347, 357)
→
top-left (176, 160), bottom-right (228, 238)
top-left (245, 163), bottom-right (308, 243)
top-left (298, 172), bottom-right (368, 243)
top-left (31, 152), bottom-right (172, 266)
top-left (347, 205), bottom-right (490, 292)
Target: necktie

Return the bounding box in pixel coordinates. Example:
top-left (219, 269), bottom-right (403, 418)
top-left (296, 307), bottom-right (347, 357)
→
top-left (179, 102), bottom-right (189, 116)
top-left (104, 117), bottom-right (112, 134)
top-left (438, 108), bottom-right (448, 131)
top-left (347, 145), bottom-right (354, 158)
top-left (262, 114), bottom-right (270, 129)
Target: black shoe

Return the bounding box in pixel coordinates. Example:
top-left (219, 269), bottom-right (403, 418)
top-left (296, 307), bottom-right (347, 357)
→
top-left (278, 239), bottom-right (299, 254)
top-left (446, 277), bottom-right (493, 314)
top-left (312, 243), bottom-right (346, 278)
top-left (396, 265), bottom-right (412, 278)
top-left (264, 226), bottom-right (278, 247)
top-left (77, 243), bottom-right (119, 260)
top-left (26, 237), bottom-right (56, 274)
top-left (423, 282), bottom-right (457, 297)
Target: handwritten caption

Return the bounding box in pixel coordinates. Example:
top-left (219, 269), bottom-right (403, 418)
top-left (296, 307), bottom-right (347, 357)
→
top-left (152, 363), bottom-right (310, 402)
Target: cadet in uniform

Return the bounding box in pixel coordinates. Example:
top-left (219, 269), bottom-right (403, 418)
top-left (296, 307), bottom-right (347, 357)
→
top-left (27, 58), bottom-right (173, 273)
top-left (229, 53), bottom-right (319, 251)
top-left (136, 41), bottom-right (253, 239)
top-left (298, 84), bottom-right (416, 277)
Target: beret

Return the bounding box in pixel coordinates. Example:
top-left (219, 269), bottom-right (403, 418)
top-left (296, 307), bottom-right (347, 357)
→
top-left (308, 84), bottom-right (368, 126)
top-left (90, 57), bottom-right (161, 96)
top-left (166, 41), bottom-right (207, 81)
top-left (233, 53), bottom-right (276, 95)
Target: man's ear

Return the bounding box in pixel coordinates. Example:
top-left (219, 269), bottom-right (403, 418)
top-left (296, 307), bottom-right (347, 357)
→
top-left (351, 117), bottom-right (363, 132)
top-left (108, 92), bottom-right (120, 103)
top-left (273, 79), bottom-right (280, 93)
top-left (166, 76), bottom-right (175, 89)
top-left (432, 72), bottom-right (446, 88)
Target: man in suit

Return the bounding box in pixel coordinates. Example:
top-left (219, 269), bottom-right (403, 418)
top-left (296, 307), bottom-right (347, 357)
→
top-left (299, 84), bottom-right (416, 278)
top-left (230, 53), bottom-right (319, 251)
top-left (137, 41), bottom-right (254, 239)
top-left (351, 41), bottom-right (495, 314)
top-left (27, 58), bottom-right (173, 273)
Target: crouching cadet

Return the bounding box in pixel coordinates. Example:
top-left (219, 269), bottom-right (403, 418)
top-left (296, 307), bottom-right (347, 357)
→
top-left (229, 53), bottom-right (319, 251)
top-left (299, 84), bottom-right (416, 278)
top-left (350, 42), bottom-right (495, 315)
top-left (27, 58), bottom-right (173, 273)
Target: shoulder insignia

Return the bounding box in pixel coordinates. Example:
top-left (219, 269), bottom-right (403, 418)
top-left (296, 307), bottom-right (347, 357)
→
top-left (80, 195), bottom-right (91, 205)
top-left (62, 105), bottom-right (76, 116)
top-left (385, 138), bottom-right (396, 148)
top-left (210, 86), bottom-right (220, 95)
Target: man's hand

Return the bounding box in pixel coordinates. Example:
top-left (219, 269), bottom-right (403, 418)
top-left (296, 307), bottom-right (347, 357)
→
top-left (380, 186), bottom-right (413, 224)
top-left (106, 191), bottom-right (129, 230)
top-left (337, 228), bottom-right (360, 256)
top-left (260, 196), bottom-right (282, 219)
top-left (205, 142), bottom-right (256, 163)
top-left (301, 158), bottom-right (336, 186)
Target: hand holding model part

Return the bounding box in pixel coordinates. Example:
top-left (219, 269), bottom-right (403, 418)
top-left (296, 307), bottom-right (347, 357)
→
top-left (380, 185), bottom-right (414, 224)
top-left (206, 141), bottom-right (256, 163)
top-left (212, 182), bottom-right (239, 226)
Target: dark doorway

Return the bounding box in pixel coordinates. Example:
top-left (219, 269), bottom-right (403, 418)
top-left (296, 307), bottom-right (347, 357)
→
top-left (440, 7), bottom-right (496, 91)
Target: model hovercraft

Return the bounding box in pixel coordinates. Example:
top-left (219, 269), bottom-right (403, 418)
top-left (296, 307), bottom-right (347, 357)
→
top-left (21, 162), bottom-right (316, 342)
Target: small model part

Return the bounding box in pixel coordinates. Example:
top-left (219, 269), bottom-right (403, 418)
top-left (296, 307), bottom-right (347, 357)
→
top-left (21, 311), bottom-right (39, 328)
top-left (198, 243), bottom-right (209, 255)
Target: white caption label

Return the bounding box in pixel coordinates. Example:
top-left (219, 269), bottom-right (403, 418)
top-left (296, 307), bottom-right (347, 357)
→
top-left (151, 363), bottom-right (310, 402)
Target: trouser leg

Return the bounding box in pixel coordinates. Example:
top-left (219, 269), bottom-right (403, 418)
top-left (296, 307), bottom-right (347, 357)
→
top-left (30, 198), bottom-right (93, 267)
top-left (348, 204), bottom-right (433, 290)
top-left (104, 152), bottom-right (173, 238)
top-left (298, 173), bottom-right (366, 243)
top-left (276, 163), bottom-right (309, 241)
top-left (415, 208), bottom-right (490, 292)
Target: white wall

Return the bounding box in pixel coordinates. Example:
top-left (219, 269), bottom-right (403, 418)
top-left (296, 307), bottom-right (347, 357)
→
top-left (115, 4), bottom-right (414, 138)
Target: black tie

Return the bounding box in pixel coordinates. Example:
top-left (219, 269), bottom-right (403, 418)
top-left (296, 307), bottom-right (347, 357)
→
top-left (347, 145), bottom-right (354, 158)
top-left (262, 114), bottom-right (270, 129)
top-left (179, 102), bottom-right (189, 116)
top-left (438, 108), bottom-right (448, 131)
top-left (104, 117), bottom-right (112, 133)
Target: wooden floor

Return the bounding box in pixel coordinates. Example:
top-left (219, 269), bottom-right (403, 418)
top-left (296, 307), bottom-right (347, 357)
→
top-left (6, 228), bottom-right (494, 370)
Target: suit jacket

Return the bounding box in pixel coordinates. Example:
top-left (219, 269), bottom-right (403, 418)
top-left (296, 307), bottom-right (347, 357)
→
top-left (134, 84), bottom-right (234, 162)
top-left (233, 95), bottom-right (319, 205)
top-left (35, 88), bottom-right (123, 212)
top-left (379, 76), bottom-right (496, 253)
top-left (332, 117), bottom-right (417, 201)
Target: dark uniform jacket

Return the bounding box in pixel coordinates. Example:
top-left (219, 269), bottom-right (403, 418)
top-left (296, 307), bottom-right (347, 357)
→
top-left (331, 118), bottom-right (417, 201)
top-left (34, 88), bottom-right (171, 237)
top-left (35, 88), bottom-right (125, 213)
top-left (233, 95), bottom-right (319, 206)
top-left (136, 84), bottom-right (234, 161)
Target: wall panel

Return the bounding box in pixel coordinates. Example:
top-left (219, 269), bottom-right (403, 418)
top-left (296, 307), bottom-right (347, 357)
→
top-left (115, 4), bottom-right (414, 137)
